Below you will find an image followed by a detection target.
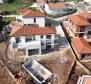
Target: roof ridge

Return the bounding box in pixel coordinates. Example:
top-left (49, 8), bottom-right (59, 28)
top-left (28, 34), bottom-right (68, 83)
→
top-left (23, 10), bottom-right (32, 17)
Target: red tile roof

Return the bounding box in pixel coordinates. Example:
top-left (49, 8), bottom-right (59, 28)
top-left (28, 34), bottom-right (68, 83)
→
top-left (10, 25), bottom-right (56, 37)
top-left (48, 2), bottom-right (66, 9)
top-left (17, 9), bottom-right (45, 17)
top-left (69, 14), bottom-right (90, 26)
top-left (71, 38), bottom-right (91, 54)
top-left (80, 12), bottom-right (91, 19)
top-left (36, 0), bottom-right (44, 4)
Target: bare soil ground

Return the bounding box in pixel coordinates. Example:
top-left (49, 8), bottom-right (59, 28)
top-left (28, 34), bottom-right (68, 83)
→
top-left (0, 62), bottom-right (16, 84)
top-left (67, 65), bottom-right (86, 84)
top-left (39, 48), bottom-right (75, 84)
top-left (0, 41), bottom-right (76, 84)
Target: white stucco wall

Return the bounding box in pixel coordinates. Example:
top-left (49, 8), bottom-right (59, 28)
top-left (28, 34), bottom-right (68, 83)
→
top-left (10, 34), bottom-right (58, 55)
top-left (84, 0), bottom-right (91, 2)
top-left (44, 4), bottom-right (51, 14)
top-left (44, 4), bottom-right (69, 15)
top-left (0, 0), bottom-right (3, 3)
top-left (16, 16), bottom-right (45, 27)
top-left (23, 18), bottom-right (34, 25)
top-left (36, 17), bottom-right (45, 27)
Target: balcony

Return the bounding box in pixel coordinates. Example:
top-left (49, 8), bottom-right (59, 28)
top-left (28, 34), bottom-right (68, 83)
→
top-left (13, 40), bottom-right (41, 49)
top-left (46, 39), bottom-right (51, 44)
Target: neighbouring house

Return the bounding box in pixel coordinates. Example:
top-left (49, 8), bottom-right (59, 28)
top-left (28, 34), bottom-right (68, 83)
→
top-left (71, 38), bottom-right (91, 59)
top-left (16, 9), bottom-right (45, 27)
top-left (36, 0), bottom-right (45, 6)
top-left (84, 0), bottom-right (91, 5)
top-left (0, 0), bottom-right (7, 3)
top-left (9, 9), bottom-right (58, 56)
top-left (66, 12), bottom-right (91, 41)
top-left (44, 2), bottom-right (73, 15)
top-left (77, 75), bottom-right (91, 84)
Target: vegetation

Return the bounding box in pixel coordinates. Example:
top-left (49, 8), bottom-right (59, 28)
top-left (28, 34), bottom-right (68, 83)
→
top-left (42, 8), bottom-right (77, 18)
top-left (0, 0), bottom-right (33, 13)
top-left (45, 0), bottom-right (76, 2)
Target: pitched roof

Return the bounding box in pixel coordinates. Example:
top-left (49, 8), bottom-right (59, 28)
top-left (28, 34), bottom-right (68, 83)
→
top-left (17, 9), bottom-right (45, 17)
top-left (80, 12), bottom-right (91, 19)
top-left (71, 38), bottom-right (91, 54)
top-left (36, 0), bottom-right (44, 4)
top-left (69, 14), bottom-right (90, 26)
top-left (10, 25), bottom-right (56, 37)
top-left (48, 2), bottom-right (66, 9)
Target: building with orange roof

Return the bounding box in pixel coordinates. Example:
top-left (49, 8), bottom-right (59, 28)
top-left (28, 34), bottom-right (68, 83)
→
top-left (77, 75), bottom-right (91, 84)
top-left (9, 9), bottom-right (58, 56)
top-left (36, 0), bottom-right (45, 6)
top-left (44, 2), bottom-right (73, 15)
top-left (84, 0), bottom-right (91, 5)
top-left (66, 12), bottom-right (91, 41)
top-left (71, 38), bottom-right (91, 59)
top-left (16, 9), bottom-right (45, 27)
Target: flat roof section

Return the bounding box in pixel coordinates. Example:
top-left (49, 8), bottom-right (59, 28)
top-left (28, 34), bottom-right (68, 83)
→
top-left (22, 58), bottom-right (52, 84)
top-left (77, 75), bottom-right (91, 84)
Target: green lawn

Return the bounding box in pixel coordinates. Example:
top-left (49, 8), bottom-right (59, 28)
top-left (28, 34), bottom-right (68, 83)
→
top-left (0, 0), bottom-right (33, 12)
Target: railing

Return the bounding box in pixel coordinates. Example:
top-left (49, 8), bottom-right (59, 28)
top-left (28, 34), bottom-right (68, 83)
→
top-left (13, 41), bottom-right (41, 49)
top-left (46, 39), bottom-right (51, 43)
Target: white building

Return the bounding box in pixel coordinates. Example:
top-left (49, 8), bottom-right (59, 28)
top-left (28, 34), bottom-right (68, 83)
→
top-left (44, 2), bottom-right (73, 15)
top-left (9, 9), bottom-right (58, 56)
top-left (84, 0), bottom-right (91, 5)
top-left (0, 0), bottom-right (7, 3)
top-left (16, 9), bottom-right (45, 27)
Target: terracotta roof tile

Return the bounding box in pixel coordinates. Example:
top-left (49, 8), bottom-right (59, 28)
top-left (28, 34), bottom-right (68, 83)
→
top-left (36, 0), bottom-right (44, 4)
top-left (10, 25), bottom-right (56, 37)
top-left (69, 14), bottom-right (90, 26)
top-left (17, 9), bottom-right (45, 17)
top-left (71, 38), bottom-right (91, 54)
top-left (48, 2), bottom-right (66, 9)
top-left (80, 12), bottom-right (91, 19)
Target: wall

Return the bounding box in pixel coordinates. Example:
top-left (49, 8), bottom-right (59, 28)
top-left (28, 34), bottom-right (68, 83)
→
top-left (44, 4), bottom-right (68, 15)
top-left (0, 0), bottom-right (4, 3)
top-left (23, 18), bottom-right (34, 25)
top-left (10, 34), bottom-right (58, 55)
top-left (16, 16), bottom-right (45, 27)
top-left (36, 17), bottom-right (45, 27)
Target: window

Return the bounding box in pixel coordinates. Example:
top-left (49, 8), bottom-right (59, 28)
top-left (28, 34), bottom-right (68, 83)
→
top-left (88, 26), bottom-right (91, 31)
top-left (33, 35), bottom-right (35, 40)
top-left (41, 43), bottom-right (44, 46)
top-left (54, 35), bottom-right (58, 38)
top-left (17, 19), bottom-right (22, 23)
top-left (16, 37), bottom-right (21, 43)
top-left (54, 39), bottom-right (58, 43)
top-left (88, 19), bottom-right (91, 23)
top-left (79, 33), bottom-right (84, 38)
top-left (46, 45), bottom-right (51, 49)
top-left (34, 18), bottom-right (36, 23)
top-left (41, 35), bottom-right (43, 39)
top-left (46, 35), bottom-right (51, 39)
top-left (25, 36), bottom-right (32, 42)
top-left (80, 26), bottom-right (85, 32)
top-left (28, 49), bottom-right (39, 55)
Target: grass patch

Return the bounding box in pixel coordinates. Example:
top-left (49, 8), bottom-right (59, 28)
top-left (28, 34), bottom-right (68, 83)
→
top-left (0, 0), bottom-right (33, 14)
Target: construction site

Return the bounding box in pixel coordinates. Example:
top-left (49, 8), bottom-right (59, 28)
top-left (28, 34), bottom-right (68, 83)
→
top-left (0, 39), bottom-right (91, 84)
